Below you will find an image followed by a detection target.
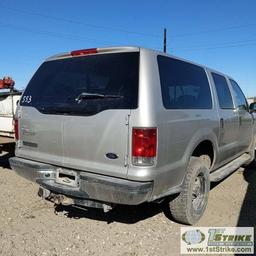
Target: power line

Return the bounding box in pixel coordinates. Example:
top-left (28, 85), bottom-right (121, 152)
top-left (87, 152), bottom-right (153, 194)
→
top-left (1, 20), bottom-right (255, 53)
top-left (171, 23), bottom-right (256, 38)
top-left (1, 4), bottom-right (255, 40)
top-left (173, 38), bottom-right (256, 50)
top-left (176, 42), bottom-right (256, 52)
top-left (1, 18), bottom-right (256, 54)
top-left (151, 37), bottom-right (256, 52)
top-left (0, 4), bottom-right (160, 39)
top-left (0, 21), bottom-right (111, 45)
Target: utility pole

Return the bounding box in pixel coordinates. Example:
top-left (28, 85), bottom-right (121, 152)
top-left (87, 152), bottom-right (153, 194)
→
top-left (163, 28), bottom-right (167, 53)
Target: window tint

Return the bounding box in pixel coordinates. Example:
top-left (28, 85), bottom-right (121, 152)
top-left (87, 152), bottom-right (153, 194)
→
top-left (157, 56), bottom-right (212, 109)
top-left (212, 73), bottom-right (233, 109)
top-left (21, 52), bottom-right (139, 115)
top-left (230, 79), bottom-right (248, 110)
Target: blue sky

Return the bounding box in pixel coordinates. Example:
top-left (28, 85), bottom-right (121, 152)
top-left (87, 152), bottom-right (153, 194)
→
top-left (0, 0), bottom-right (255, 96)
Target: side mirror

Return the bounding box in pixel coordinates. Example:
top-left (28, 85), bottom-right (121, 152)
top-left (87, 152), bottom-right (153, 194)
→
top-left (249, 102), bottom-right (256, 113)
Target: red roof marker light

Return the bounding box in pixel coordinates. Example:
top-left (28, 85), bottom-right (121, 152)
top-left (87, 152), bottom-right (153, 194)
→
top-left (71, 48), bottom-right (98, 56)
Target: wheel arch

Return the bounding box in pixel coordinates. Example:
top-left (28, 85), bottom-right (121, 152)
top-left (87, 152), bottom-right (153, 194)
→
top-left (183, 131), bottom-right (219, 175)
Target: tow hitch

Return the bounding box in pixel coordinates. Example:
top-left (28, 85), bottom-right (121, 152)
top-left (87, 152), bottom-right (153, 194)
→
top-left (38, 187), bottom-right (113, 213)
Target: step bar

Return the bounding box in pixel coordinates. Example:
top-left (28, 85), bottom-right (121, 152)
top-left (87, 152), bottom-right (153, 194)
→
top-left (210, 153), bottom-right (251, 182)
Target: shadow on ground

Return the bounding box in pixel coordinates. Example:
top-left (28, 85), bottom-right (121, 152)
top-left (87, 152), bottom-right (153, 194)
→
top-left (54, 202), bottom-right (171, 224)
top-left (0, 143), bottom-right (15, 169)
top-left (210, 159), bottom-right (256, 228)
top-left (237, 160), bottom-right (256, 227)
top-left (235, 160), bottom-right (256, 256)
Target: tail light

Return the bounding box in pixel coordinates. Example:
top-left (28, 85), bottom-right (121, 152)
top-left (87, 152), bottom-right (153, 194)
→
top-left (132, 128), bottom-right (157, 166)
top-left (14, 119), bottom-right (19, 140)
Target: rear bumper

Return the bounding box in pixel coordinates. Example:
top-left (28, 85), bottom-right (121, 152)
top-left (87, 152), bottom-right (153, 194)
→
top-left (9, 157), bottom-right (153, 205)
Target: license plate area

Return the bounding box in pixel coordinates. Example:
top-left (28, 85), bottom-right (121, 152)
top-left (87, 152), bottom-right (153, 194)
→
top-left (56, 168), bottom-right (79, 188)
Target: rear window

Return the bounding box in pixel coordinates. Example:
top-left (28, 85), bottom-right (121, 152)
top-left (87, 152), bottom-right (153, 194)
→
top-left (21, 52), bottom-right (139, 115)
top-left (157, 56), bottom-right (212, 109)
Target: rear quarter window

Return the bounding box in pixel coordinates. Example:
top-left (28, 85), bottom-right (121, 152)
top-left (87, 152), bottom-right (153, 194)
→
top-left (212, 73), bottom-right (234, 109)
top-left (229, 79), bottom-right (248, 111)
top-left (157, 56), bottom-right (212, 109)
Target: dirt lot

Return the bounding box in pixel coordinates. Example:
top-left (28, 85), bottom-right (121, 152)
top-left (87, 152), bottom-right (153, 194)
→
top-left (0, 148), bottom-right (255, 256)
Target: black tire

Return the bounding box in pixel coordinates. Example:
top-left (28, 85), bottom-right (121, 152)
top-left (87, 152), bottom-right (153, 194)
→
top-left (169, 157), bottom-right (210, 225)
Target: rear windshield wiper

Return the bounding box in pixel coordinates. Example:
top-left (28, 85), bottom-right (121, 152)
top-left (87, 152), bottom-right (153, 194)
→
top-left (75, 92), bottom-right (123, 103)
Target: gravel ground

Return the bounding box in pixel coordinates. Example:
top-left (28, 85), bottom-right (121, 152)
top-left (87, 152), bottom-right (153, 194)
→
top-left (0, 148), bottom-right (255, 256)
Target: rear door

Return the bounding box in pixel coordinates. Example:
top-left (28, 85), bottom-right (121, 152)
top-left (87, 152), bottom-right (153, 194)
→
top-left (211, 72), bottom-right (240, 163)
top-left (229, 79), bottom-right (253, 153)
top-left (19, 51), bottom-right (139, 178)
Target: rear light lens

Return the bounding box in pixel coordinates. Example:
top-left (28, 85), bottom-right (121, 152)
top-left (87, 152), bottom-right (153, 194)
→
top-left (14, 119), bottom-right (19, 140)
top-left (132, 128), bottom-right (157, 166)
top-left (71, 48), bottom-right (98, 56)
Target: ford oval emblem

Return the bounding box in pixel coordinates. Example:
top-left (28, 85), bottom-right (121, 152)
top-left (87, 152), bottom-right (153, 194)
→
top-left (106, 153), bottom-right (119, 160)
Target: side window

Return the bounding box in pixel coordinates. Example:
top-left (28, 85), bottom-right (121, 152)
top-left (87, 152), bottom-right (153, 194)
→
top-left (230, 79), bottom-right (248, 111)
top-left (157, 56), bottom-right (212, 109)
top-left (212, 73), bottom-right (234, 109)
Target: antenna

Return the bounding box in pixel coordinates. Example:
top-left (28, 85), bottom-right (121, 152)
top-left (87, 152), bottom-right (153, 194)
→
top-left (163, 28), bottom-right (167, 53)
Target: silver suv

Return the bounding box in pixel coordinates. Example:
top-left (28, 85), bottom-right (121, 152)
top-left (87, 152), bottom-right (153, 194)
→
top-left (10, 46), bottom-right (256, 224)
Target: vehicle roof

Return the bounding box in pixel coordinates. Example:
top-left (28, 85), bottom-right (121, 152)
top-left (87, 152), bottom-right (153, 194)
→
top-left (46, 46), bottom-right (235, 81)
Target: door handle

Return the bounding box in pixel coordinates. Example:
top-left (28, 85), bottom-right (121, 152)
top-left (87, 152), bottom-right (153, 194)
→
top-left (220, 118), bottom-right (224, 129)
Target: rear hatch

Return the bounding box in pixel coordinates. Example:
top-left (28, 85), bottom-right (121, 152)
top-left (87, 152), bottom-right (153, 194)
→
top-left (16, 48), bottom-right (139, 178)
